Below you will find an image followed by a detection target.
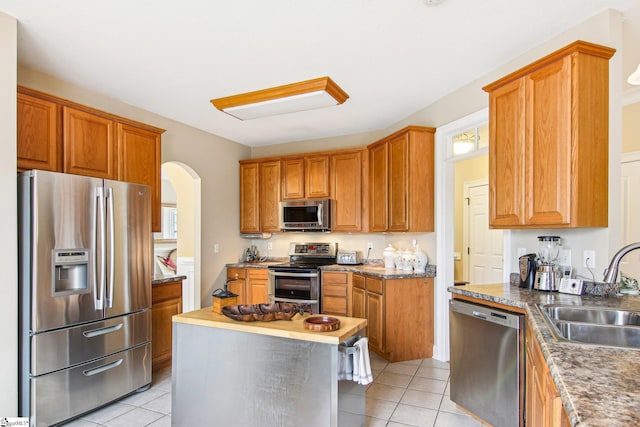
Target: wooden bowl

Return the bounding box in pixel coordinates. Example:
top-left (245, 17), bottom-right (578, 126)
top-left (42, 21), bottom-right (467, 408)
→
top-left (303, 316), bottom-right (340, 332)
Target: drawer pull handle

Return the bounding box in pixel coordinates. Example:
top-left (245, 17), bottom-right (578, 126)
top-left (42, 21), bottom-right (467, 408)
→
top-left (83, 358), bottom-right (123, 376)
top-left (83, 323), bottom-right (123, 338)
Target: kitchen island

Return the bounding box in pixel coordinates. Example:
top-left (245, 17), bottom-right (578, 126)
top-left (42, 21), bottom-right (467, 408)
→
top-left (449, 284), bottom-right (640, 427)
top-left (171, 308), bottom-right (368, 427)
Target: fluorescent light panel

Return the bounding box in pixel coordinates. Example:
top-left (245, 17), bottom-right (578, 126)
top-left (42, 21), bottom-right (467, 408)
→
top-left (211, 76), bottom-right (348, 120)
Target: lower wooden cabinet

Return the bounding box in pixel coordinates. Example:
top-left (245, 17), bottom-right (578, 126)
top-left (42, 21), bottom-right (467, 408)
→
top-left (321, 271), bottom-right (351, 316)
top-left (151, 279), bottom-right (183, 371)
top-left (352, 273), bottom-right (433, 362)
top-left (526, 320), bottom-right (571, 427)
top-left (226, 267), bottom-right (269, 305)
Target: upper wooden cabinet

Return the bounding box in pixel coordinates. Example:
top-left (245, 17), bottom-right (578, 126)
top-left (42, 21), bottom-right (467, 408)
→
top-left (331, 149), bottom-right (366, 232)
top-left (281, 155), bottom-right (330, 200)
top-left (483, 41), bottom-right (615, 229)
top-left (259, 160), bottom-right (281, 232)
top-left (239, 159), bottom-right (281, 233)
top-left (17, 86), bottom-right (165, 231)
top-left (368, 126), bottom-right (435, 232)
top-left (17, 92), bottom-right (60, 172)
top-left (63, 106), bottom-right (117, 179)
top-left (118, 123), bottom-right (162, 231)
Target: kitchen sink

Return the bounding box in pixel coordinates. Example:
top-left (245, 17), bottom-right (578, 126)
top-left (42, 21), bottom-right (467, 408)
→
top-left (539, 305), bottom-right (640, 326)
top-left (537, 304), bottom-right (640, 349)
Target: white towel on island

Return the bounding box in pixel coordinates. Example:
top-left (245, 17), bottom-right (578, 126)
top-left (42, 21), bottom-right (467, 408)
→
top-left (352, 337), bottom-right (373, 385)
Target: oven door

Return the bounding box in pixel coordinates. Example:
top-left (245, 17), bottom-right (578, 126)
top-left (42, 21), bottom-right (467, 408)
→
top-left (268, 269), bottom-right (319, 312)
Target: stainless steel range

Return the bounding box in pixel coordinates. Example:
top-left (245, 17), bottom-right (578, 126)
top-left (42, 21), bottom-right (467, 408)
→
top-left (268, 242), bottom-right (337, 314)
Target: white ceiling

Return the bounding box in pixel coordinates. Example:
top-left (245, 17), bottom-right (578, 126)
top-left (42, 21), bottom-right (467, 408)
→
top-left (1, 0), bottom-right (638, 147)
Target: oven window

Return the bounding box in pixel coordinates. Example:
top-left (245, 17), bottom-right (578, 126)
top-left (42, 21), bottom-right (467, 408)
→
top-left (274, 277), bottom-right (312, 299)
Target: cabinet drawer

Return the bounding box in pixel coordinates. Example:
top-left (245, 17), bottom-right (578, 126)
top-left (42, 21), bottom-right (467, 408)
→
top-left (367, 277), bottom-right (384, 295)
top-left (152, 280), bottom-right (182, 303)
top-left (322, 296), bottom-right (347, 315)
top-left (227, 267), bottom-right (246, 280)
top-left (247, 268), bottom-right (268, 280)
top-left (322, 284), bottom-right (347, 297)
top-left (322, 272), bottom-right (349, 284)
top-left (353, 274), bottom-right (365, 290)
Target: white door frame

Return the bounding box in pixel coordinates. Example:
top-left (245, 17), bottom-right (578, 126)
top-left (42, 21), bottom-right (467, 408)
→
top-left (433, 108), bottom-right (512, 361)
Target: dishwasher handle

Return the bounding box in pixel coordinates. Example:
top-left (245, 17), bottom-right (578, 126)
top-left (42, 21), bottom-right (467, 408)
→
top-left (450, 299), bottom-right (523, 330)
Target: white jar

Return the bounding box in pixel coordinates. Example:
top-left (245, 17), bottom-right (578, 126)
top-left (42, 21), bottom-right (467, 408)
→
top-left (383, 245), bottom-right (396, 269)
top-left (412, 244), bottom-right (429, 273)
top-left (399, 250), bottom-right (414, 271)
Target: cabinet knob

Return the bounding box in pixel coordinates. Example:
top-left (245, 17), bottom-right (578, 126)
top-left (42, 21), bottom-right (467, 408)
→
top-left (234, 273), bottom-right (239, 280)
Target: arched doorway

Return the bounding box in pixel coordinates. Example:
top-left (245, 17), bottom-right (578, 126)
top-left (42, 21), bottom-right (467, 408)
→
top-left (162, 161), bottom-right (202, 312)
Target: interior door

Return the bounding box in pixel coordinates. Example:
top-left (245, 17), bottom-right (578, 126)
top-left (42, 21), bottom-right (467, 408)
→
top-left (104, 179), bottom-right (152, 318)
top-left (467, 183), bottom-right (504, 284)
top-left (620, 158), bottom-right (640, 281)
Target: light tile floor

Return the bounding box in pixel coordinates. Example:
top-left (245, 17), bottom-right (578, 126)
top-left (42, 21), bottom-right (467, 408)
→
top-left (63, 353), bottom-right (482, 427)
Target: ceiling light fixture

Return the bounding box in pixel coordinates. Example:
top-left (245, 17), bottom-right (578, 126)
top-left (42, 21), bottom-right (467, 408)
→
top-left (628, 64), bottom-right (640, 85)
top-left (210, 76), bottom-right (349, 120)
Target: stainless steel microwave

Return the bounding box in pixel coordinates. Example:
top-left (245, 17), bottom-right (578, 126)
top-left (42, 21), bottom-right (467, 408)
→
top-left (279, 199), bottom-right (332, 232)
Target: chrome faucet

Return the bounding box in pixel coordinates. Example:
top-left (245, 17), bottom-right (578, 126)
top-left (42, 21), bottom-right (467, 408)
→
top-left (602, 242), bottom-right (640, 285)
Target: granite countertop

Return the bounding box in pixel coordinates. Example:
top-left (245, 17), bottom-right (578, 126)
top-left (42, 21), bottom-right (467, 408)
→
top-left (152, 274), bottom-right (187, 285)
top-left (225, 259), bottom-right (437, 279)
top-left (172, 307), bottom-right (367, 345)
top-left (449, 284), bottom-right (640, 427)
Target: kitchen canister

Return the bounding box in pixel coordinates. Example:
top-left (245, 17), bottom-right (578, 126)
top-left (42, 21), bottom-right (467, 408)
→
top-left (412, 244), bottom-right (429, 273)
top-left (383, 245), bottom-right (397, 269)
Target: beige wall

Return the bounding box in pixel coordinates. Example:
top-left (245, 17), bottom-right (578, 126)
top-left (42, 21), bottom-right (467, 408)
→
top-left (453, 155), bottom-right (489, 281)
top-left (17, 67), bottom-right (252, 308)
top-left (0, 11), bottom-right (17, 414)
top-left (623, 102), bottom-right (640, 153)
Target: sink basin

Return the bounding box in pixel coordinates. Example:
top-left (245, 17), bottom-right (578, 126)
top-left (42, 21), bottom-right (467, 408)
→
top-left (539, 305), bottom-right (640, 326)
top-left (537, 304), bottom-right (640, 349)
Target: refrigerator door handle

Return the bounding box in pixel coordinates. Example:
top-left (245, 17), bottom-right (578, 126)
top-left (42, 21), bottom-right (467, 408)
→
top-left (106, 187), bottom-right (115, 308)
top-left (82, 358), bottom-right (123, 377)
top-left (93, 187), bottom-right (105, 310)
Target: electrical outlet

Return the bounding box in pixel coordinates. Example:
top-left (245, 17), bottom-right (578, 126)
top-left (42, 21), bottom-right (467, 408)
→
top-left (367, 242), bottom-right (373, 250)
top-left (559, 249), bottom-right (572, 266)
top-left (583, 250), bottom-right (595, 268)
top-left (213, 244), bottom-right (219, 253)
top-left (267, 242), bottom-right (273, 250)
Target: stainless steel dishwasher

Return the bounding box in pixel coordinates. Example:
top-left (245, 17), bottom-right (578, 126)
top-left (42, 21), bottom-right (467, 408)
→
top-left (449, 299), bottom-right (525, 427)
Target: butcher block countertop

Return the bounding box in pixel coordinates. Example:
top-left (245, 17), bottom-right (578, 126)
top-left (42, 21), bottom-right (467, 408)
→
top-left (449, 283), bottom-right (640, 427)
top-left (172, 308), bottom-right (367, 345)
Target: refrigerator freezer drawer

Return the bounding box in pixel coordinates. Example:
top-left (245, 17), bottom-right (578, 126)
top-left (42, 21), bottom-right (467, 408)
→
top-left (31, 310), bottom-right (150, 376)
top-left (28, 342), bottom-right (151, 427)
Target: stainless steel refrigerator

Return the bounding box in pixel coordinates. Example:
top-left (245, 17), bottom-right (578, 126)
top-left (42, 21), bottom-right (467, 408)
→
top-left (18, 170), bottom-right (153, 426)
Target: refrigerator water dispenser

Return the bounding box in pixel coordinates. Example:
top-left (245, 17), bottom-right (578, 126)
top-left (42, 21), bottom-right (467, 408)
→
top-left (52, 250), bottom-right (89, 295)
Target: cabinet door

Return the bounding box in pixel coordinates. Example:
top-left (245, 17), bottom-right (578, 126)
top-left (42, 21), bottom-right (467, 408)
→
top-left (227, 267), bottom-right (247, 305)
top-left (152, 280), bottom-right (182, 371)
top-left (489, 78), bottom-right (526, 227)
top-left (63, 106), bottom-right (117, 179)
top-left (525, 57), bottom-right (572, 225)
top-left (247, 269), bottom-right (269, 304)
top-left (369, 142), bottom-right (388, 231)
top-left (321, 272), bottom-right (349, 315)
top-left (331, 151), bottom-right (363, 232)
top-left (305, 155), bottom-right (330, 198)
top-left (352, 287), bottom-right (366, 319)
top-left (17, 92), bottom-right (61, 172)
top-left (281, 158), bottom-right (305, 200)
top-left (239, 162), bottom-right (260, 233)
top-left (117, 123), bottom-right (162, 232)
top-left (366, 290), bottom-right (384, 353)
top-left (388, 134), bottom-right (409, 231)
top-left (260, 160), bottom-right (281, 232)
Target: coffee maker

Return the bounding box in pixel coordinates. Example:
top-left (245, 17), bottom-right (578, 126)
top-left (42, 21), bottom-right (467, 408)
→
top-left (519, 253), bottom-right (537, 289)
top-left (534, 235), bottom-right (561, 291)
